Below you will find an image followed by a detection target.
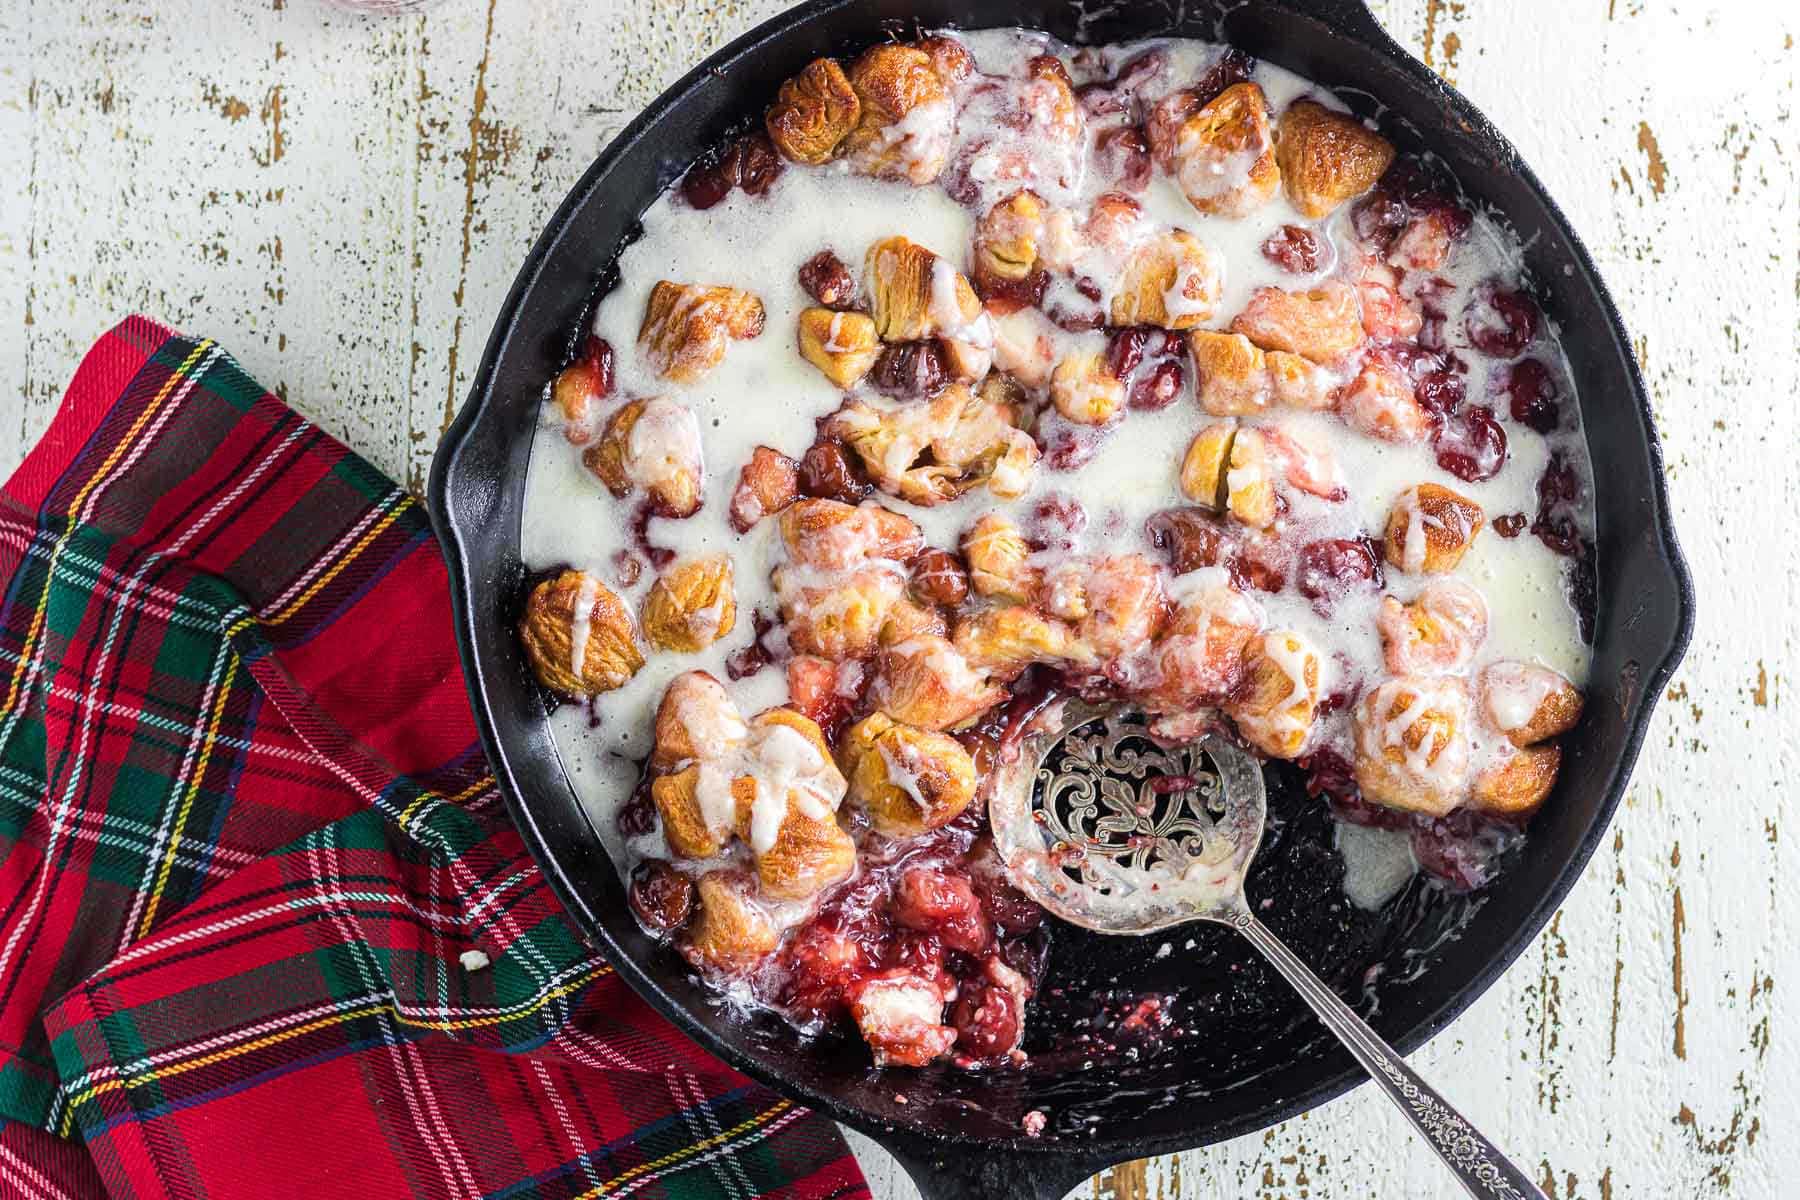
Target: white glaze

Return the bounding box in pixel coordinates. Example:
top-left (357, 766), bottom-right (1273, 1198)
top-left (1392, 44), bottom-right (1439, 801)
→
top-left (567, 573), bottom-right (597, 682)
top-left (522, 29), bottom-right (1595, 896)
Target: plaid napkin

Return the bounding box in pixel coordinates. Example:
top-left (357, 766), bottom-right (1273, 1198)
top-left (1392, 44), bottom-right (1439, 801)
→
top-left (0, 316), bottom-right (868, 1199)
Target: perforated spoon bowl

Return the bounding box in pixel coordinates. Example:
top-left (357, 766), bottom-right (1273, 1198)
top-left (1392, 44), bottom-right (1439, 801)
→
top-left (989, 702), bottom-right (1548, 1200)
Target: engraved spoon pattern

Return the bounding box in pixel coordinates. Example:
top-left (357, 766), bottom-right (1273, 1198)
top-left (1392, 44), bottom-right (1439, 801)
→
top-left (987, 702), bottom-right (1547, 1200)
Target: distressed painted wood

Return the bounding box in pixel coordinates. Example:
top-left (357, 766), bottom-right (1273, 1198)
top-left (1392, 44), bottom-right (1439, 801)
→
top-left (0, 2), bottom-right (1793, 1196)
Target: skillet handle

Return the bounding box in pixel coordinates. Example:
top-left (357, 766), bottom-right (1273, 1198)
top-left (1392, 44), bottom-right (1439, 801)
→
top-left (882, 1139), bottom-right (1116, 1200)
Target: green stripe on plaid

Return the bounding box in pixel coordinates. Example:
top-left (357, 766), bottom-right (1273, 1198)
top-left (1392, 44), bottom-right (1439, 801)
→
top-left (0, 319), bottom-right (865, 1199)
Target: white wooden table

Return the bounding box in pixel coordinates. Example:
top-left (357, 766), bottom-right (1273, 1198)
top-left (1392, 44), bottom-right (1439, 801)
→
top-left (2, 2), bottom-right (1794, 1196)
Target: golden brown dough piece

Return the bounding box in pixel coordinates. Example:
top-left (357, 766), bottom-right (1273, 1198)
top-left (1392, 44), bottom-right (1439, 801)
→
top-left (638, 281), bottom-right (765, 384)
top-left (1180, 423), bottom-right (1236, 511)
top-left (1480, 662), bottom-right (1584, 747)
top-left (1231, 281), bottom-right (1364, 363)
top-left (582, 396), bottom-right (706, 518)
top-left (765, 58), bottom-right (861, 165)
top-left (1352, 676), bottom-right (1472, 816)
top-left (868, 634), bottom-right (1005, 731)
top-left (796, 307), bottom-right (881, 388)
top-left (773, 499), bottom-right (921, 661)
top-left (517, 570), bottom-right (643, 697)
top-left (736, 709), bottom-right (855, 901)
top-left (1188, 331), bottom-right (1271, 417)
top-left (1470, 744), bottom-right (1561, 818)
top-left (952, 605), bottom-right (1093, 679)
top-left (642, 556), bottom-right (737, 654)
top-left (864, 236), bottom-right (981, 343)
top-left (1227, 630), bottom-right (1324, 759)
top-left (1168, 82), bottom-right (1280, 218)
top-left (1275, 99), bottom-right (1395, 219)
top-left (682, 871), bottom-right (779, 974)
top-left (1382, 484), bottom-right (1485, 574)
top-left (1111, 229), bottom-right (1223, 329)
top-left (840, 712), bottom-right (977, 837)
top-left (728, 446), bottom-right (799, 532)
top-left (962, 513), bottom-right (1038, 603)
top-left (842, 45), bottom-right (955, 184)
top-left (1377, 580), bottom-right (1489, 676)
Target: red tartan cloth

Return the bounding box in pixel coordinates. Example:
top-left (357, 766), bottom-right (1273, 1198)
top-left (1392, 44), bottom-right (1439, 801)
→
top-left (0, 317), bottom-right (869, 1200)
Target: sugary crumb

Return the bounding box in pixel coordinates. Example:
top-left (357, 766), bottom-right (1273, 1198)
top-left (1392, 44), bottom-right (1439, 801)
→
top-left (459, 949), bottom-right (491, 972)
top-left (1154, 942), bottom-right (1172, 959)
top-left (1022, 1110), bottom-right (1046, 1137)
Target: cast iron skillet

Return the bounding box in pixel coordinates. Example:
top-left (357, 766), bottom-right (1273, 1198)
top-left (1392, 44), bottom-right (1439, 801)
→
top-left (428, 2), bottom-right (1694, 1195)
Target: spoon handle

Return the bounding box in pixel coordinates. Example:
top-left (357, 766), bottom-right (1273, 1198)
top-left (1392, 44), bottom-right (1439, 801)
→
top-left (1234, 912), bottom-right (1547, 1200)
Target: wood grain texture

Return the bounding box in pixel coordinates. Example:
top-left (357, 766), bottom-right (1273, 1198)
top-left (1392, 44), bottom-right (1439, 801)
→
top-left (0, 2), bottom-right (1794, 1196)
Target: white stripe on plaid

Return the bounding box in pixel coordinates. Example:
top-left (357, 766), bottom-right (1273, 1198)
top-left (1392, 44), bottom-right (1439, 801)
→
top-left (531, 1058), bottom-right (607, 1196)
top-left (607, 1102), bottom-right (812, 1200)
top-left (254, 484), bottom-right (412, 619)
top-left (0, 519), bottom-right (226, 633)
top-left (306, 838), bottom-right (480, 1198)
top-left (0, 1137), bottom-right (75, 1200)
top-left (115, 629), bottom-right (238, 953)
top-left (0, 343), bottom-right (224, 997)
top-left (672, 1066), bottom-right (755, 1200)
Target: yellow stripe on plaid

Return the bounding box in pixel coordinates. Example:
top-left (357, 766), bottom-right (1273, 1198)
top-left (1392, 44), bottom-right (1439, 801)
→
top-left (0, 340), bottom-right (215, 725)
top-left (262, 493), bottom-right (413, 627)
top-left (574, 1101), bottom-right (795, 1199)
top-left (57, 962), bottom-right (613, 1133)
top-left (394, 772), bottom-right (493, 832)
top-left (135, 641), bottom-right (244, 938)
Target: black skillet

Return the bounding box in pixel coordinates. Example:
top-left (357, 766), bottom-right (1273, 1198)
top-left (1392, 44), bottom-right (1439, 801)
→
top-left (427, 2), bottom-right (1695, 1196)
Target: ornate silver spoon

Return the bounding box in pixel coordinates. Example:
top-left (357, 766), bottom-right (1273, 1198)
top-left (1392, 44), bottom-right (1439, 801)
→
top-left (988, 701), bottom-right (1547, 1200)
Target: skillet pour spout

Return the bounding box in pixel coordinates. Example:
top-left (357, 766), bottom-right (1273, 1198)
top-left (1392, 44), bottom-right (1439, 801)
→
top-left (428, 0), bottom-right (1695, 1190)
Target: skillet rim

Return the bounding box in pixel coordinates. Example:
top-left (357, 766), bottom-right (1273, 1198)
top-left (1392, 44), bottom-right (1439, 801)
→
top-left (427, 0), bottom-right (1696, 1164)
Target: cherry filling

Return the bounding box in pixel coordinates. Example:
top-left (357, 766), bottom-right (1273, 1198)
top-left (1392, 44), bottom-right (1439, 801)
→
top-left (1463, 280), bottom-right (1540, 359)
top-left (1093, 126), bottom-right (1152, 192)
top-left (1301, 750), bottom-right (1521, 891)
top-left (679, 132), bottom-right (784, 210)
top-left (616, 775), bottom-right (659, 840)
top-left (869, 340), bottom-right (950, 399)
top-left (1190, 47), bottom-right (1257, 105)
top-left (893, 867), bottom-right (991, 955)
top-left (1351, 158), bottom-right (1473, 255)
top-left (1531, 451), bottom-right (1585, 557)
top-left (579, 334), bottom-right (615, 400)
top-left (784, 656), bottom-right (859, 743)
top-left (1531, 452), bottom-right (1597, 641)
top-left (771, 827), bottom-right (1048, 1065)
top-left (798, 250), bottom-right (858, 309)
top-left (1295, 537), bottom-right (1384, 615)
top-left (1144, 506), bottom-right (1235, 575)
top-left (724, 608), bottom-right (781, 680)
top-left (1106, 326), bottom-right (1187, 411)
top-left (1230, 532), bottom-right (1291, 594)
top-left (1025, 492), bottom-right (1089, 552)
top-left (629, 860), bottom-right (694, 932)
top-left (975, 268), bottom-right (1051, 315)
top-left (1260, 224), bottom-right (1327, 274)
top-left (1434, 404), bottom-right (1508, 483)
top-left (629, 503), bottom-right (677, 568)
top-left (798, 439), bottom-right (873, 504)
top-left (1073, 47), bottom-right (1170, 125)
top-left (627, 671), bottom-right (1071, 1068)
top-left (1497, 357), bottom-right (1562, 434)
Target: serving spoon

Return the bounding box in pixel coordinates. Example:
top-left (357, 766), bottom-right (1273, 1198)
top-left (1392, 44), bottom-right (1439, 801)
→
top-left (988, 701), bottom-right (1546, 1200)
